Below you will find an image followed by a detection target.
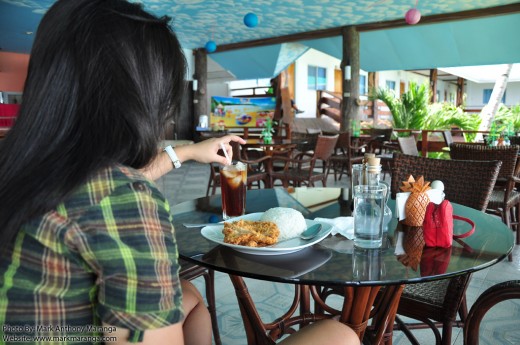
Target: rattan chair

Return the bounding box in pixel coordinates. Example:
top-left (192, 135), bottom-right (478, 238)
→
top-left (326, 131), bottom-right (366, 181)
top-left (390, 153), bottom-right (502, 345)
top-left (367, 127), bottom-right (394, 154)
top-left (509, 136), bottom-right (520, 146)
top-left (270, 134), bottom-right (338, 187)
top-left (206, 163), bottom-right (221, 196)
top-left (290, 131), bottom-right (320, 157)
top-left (231, 141), bottom-right (272, 189)
top-left (463, 280), bottom-right (520, 345)
top-left (449, 143), bottom-right (520, 253)
top-left (179, 259), bottom-right (221, 345)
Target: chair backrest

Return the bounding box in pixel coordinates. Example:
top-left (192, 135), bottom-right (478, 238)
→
top-left (449, 143), bottom-right (519, 179)
top-left (292, 132), bottom-right (319, 153)
top-left (370, 127), bottom-right (393, 141)
top-left (307, 128), bottom-right (322, 134)
top-left (442, 130), bottom-right (454, 146)
top-left (464, 280), bottom-right (520, 345)
top-left (334, 131), bottom-right (356, 154)
top-left (509, 136), bottom-right (520, 146)
top-left (391, 153), bottom-right (501, 211)
top-left (397, 136), bottom-right (419, 156)
top-left (314, 134), bottom-right (339, 161)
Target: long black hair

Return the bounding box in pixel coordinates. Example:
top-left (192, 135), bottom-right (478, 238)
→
top-left (0, 0), bottom-right (186, 251)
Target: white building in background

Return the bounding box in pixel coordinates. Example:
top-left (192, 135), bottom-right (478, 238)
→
top-left (206, 48), bottom-right (520, 119)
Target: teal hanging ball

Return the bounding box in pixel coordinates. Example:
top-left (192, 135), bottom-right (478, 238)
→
top-left (205, 40), bottom-right (217, 53)
top-left (243, 12), bottom-right (258, 28)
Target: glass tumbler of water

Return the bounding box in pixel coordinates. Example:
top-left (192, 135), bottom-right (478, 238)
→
top-left (353, 185), bottom-right (386, 248)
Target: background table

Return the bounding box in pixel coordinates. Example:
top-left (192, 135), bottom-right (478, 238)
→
top-left (171, 188), bottom-right (514, 344)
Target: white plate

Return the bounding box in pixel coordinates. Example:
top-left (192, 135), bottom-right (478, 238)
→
top-left (200, 213), bottom-right (332, 255)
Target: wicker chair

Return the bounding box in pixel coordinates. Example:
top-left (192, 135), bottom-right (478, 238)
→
top-left (367, 127), bottom-right (394, 154)
top-left (179, 260), bottom-right (221, 345)
top-left (390, 153), bottom-right (502, 345)
top-left (326, 131), bottom-right (366, 181)
top-left (463, 280), bottom-right (520, 345)
top-left (231, 141), bottom-right (272, 189)
top-left (206, 163), bottom-right (221, 196)
top-left (270, 134), bottom-right (338, 187)
top-left (509, 136), bottom-right (520, 146)
top-left (449, 143), bottom-right (520, 253)
top-left (290, 131), bottom-right (320, 156)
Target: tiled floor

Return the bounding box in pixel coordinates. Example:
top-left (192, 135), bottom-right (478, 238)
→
top-left (158, 161), bottom-right (520, 345)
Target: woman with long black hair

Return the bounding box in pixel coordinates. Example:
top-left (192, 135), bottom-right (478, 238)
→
top-left (0, 1), bottom-right (358, 344)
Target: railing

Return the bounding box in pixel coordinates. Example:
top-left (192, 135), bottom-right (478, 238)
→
top-left (378, 129), bottom-right (491, 156)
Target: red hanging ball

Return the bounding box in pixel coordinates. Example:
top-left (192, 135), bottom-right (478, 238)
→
top-left (405, 8), bottom-right (421, 25)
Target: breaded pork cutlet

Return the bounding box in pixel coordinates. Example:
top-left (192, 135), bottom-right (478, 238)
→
top-left (223, 220), bottom-right (280, 247)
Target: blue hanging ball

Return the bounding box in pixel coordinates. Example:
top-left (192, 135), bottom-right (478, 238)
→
top-left (205, 40), bottom-right (217, 53)
top-left (243, 12), bottom-right (258, 28)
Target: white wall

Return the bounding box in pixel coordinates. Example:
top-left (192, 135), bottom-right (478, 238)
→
top-left (294, 49), bottom-right (341, 118)
top-left (183, 48), bottom-right (194, 80)
top-left (465, 81), bottom-right (520, 109)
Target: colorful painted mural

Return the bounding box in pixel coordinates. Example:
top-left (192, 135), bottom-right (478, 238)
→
top-left (210, 96), bottom-right (276, 128)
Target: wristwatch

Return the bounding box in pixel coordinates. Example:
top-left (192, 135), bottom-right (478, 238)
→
top-left (163, 145), bottom-right (181, 169)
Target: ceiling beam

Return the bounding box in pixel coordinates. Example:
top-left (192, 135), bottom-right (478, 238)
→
top-left (212, 3), bottom-right (520, 53)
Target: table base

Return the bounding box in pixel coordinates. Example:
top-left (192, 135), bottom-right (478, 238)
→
top-left (229, 275), bottom-right (404, 345)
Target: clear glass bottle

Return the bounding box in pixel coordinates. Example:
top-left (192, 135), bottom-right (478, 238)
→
top-left (365, 164), bottom-right (393, 232)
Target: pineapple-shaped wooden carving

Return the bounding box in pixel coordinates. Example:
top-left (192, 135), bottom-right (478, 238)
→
top-left (400, 175), bottom-right (431, 226)
top-left (401, 225), bottom-right (425, 271)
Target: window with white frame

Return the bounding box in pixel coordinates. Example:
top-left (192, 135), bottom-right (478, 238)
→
top-left (308, 65), bottom-right (327, 90)
top-left (359, 75), bottom-right (367, 95)
top-left (386, 80), bottom-right (396, 91)
top-left (483, 89), bottom-right (506, 104)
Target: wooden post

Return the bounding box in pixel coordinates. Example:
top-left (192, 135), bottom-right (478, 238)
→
top-left (456, 77), bottom-right (465, 106)
top-left (368, 72), bottom-right (379, 123)
top-left (193, 49), bottom-right (208, 122)
top-left (429, 69), bottom-right (438, 103)
top-left (341, 26), bottom-right (360, 132)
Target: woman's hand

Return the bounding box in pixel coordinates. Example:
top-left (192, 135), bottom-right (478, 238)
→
top-left (175, 135), bottom-right (246, 165)
top-left (140, 135), bottom-right (246, 181)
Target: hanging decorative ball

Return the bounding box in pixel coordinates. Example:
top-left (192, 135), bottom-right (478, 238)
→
top-left (405, 8), bottom-right (421, 25)
top-left (243, 12), bottom-right (258, 28)
top-left (205, 40), bottom-right (217, 53)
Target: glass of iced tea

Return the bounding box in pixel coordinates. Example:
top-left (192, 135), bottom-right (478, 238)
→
top-left (219, 162), bottom-right (247, 220)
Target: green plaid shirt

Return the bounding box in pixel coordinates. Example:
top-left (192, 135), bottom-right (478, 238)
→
top-left (0, 165), bottom-right (183, 344)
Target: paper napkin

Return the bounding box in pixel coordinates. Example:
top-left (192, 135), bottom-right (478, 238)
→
top-left (395, 189), bottom-right (445, 221)
top-left (314, 217), bottom-right (354, 239)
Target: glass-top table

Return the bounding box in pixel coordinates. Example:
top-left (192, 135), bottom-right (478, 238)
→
top-left (171, 188), bottom-right (514, 344)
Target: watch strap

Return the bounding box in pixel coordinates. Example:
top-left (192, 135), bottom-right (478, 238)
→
top-left (163, 145), bottom-right (181, 169)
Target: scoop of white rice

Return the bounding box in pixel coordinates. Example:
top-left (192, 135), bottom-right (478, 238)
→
top-left (260, 207), bottom-right (307, 241)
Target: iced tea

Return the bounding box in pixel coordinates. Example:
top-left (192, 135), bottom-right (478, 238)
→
top-left (220, 162), bottom-right (247, 220)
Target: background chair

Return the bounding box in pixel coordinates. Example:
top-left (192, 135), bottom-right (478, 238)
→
top-left (442, 130), bottom-right (454, 153)
top-left (206, 163), bottom-right (221, 196)
top-left (367, 127), bottom-right (394, 154)
top-left (390, 153), bottom-right (502, 345)
top-left (291, 131), bottom-right (320, 157)
top-left (206, 142), bottom-right (273, 195)
top-left (397, 136), bottom-right (419, 156)
top-left (270, 134), bottom-right (338, 187)
top-left (231, 141), bottom-right (272, 189)
top-left (326, 131), bottom-right (365, 181)
top-left (509, 136), bottom-right (520, 146)
top-left (464, 280), bottom-right (520, 345)
top-left (449, 143), bottom-right (520, 255)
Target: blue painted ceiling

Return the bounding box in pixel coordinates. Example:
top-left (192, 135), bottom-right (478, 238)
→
top-left (1, 0), bottom-right (519, 78)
